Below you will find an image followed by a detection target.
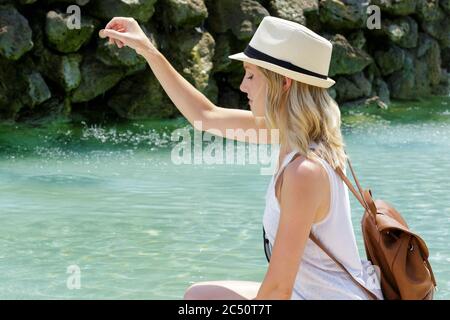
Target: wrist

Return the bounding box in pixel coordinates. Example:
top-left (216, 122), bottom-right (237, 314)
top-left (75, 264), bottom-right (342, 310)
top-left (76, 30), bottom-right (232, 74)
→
top-left (138, 40), bottom-right (160, 60)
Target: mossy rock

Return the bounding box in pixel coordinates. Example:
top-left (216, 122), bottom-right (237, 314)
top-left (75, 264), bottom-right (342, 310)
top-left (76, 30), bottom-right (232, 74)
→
top-left (328, 34), bottom-right (373, 77)
top-left (319, 0), bottom-right (367, 30)
top-left (107, 71), bottom-right (177, 120)
top-left (45, 10), bottom-right (99, 53)
top-left (206, 0), bottom-right (269, 41)
top-left (0, 5), bottom-right (33, 60)
top-left (71, 56), bottom-right (125, 103)
top-left (86, 0), bottom-right (158, 23)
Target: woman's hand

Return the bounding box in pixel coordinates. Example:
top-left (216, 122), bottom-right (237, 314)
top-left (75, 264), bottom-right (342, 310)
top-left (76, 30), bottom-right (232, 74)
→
top-left (99, 17), bottom-right (156, 57)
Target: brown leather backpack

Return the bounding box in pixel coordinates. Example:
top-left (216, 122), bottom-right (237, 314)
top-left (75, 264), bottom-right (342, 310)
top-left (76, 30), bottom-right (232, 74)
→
top-left (319, 158), bottom-right (437, 300)
top-left (272, 152), bottom-right (437, 300)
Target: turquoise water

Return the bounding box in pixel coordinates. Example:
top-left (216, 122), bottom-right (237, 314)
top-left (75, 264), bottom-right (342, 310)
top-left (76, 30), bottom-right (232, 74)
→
top-left (0, 96), bottom-right (449, 299)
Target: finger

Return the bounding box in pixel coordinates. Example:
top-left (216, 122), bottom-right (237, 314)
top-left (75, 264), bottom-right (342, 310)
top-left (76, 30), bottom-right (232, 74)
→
top-left (100, 29), bottom-right (127, 42)
top-left (105, 17), bottom-right (126, 30)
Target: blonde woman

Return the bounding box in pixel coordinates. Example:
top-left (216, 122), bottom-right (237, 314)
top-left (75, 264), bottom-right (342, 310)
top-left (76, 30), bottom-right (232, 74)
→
top-left (99, 16), bottom-right (383, 300)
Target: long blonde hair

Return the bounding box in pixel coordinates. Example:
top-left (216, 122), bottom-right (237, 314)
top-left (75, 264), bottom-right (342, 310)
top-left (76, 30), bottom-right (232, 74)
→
top-left (257, 66), bottom-right (347, 169)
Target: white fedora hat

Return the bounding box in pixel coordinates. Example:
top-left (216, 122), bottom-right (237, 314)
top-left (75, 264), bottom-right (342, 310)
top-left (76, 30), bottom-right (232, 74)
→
top-left (228, 16), bottom-right (335, 89)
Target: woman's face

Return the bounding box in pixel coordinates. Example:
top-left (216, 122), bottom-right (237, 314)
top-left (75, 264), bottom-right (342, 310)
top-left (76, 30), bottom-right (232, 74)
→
top-left (239, 62), bottom-right (267, 117)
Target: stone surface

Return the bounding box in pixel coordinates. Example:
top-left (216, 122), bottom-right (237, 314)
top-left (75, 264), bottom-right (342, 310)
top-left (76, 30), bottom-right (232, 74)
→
top-left (374, 45), bottom-right (405, 76)
top-left (108, 71), bottom-right (177, 120)
top-left (319, 0), bottom-right (367, 30)
top-left (206, 0), bottom-right (269, 40)
top-left (162, 0), bottom-right (208, 28)
top-left (335, 72), bottom-right (372, 101)
top-left (328, 34), bottom-right (373, 77)
top-left (268, 0), bottom-right (319, 25)
top-left (71, 57), bottom-right (125, 103)
top-left (381, 16), bottom-right (418, 49)
top-left (0, 5), bottom-right (33, 60)
top-left (163, 28), bottom-right (218, 104)
top-left (86, 0), bottom-right (157, 23)
top-left (45, 10), bottom-right (98, 53)
top-left (370, 0), bottom-right (417, 16)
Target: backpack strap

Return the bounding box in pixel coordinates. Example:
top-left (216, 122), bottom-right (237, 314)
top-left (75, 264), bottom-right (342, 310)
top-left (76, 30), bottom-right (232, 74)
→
top-left (309, 232), bottom-right (379, 300)
top-left (335, 160), bottom-right (370, 213)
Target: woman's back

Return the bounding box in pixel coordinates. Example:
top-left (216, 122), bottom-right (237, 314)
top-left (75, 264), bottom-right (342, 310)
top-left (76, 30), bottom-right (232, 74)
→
top-left (263, 148), bottom-right (384, 300)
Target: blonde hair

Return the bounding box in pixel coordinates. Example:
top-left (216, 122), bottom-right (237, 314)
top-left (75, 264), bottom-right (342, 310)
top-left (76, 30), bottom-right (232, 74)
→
top-left (257, 66), bottom-right (347, 169)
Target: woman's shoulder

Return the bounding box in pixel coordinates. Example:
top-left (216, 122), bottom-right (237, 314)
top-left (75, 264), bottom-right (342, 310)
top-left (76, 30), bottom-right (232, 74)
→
top-left (283, 155), bottom-right (328, 192)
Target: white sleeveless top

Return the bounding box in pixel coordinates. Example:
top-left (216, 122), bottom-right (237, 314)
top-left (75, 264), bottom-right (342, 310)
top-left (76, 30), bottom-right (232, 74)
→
top-left (262, 146), bottom-right (384, 300)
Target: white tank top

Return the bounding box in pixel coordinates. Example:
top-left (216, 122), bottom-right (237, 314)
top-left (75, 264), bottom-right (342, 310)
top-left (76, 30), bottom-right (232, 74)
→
top-left (262, 146), bottom-right (384, 300)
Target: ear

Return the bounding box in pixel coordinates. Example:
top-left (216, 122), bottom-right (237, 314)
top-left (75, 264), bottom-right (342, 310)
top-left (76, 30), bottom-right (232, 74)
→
top-left (283, 77), bottom-right (292, 91)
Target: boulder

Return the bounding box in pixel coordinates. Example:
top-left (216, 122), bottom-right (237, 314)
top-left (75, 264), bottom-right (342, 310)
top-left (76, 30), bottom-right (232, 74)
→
top-left (387, 35), bottom-right (441, 99)
top-left (39, 51), bottom-right (82, 92)
top-left (107, 72), bottom-right (177, 119)
top-left (416, 0), bottom-right (442, 22)
top-left (46, 0), bottom-right (90, 5)
top-left (328, 34), bottom-right (372, 77)
top-left (440, 0), bottom-right (450, 14)
top-left (0, 58), bottom-right (51, 119)
top-left (371, 78), bottom-right (391, 105)
top-left (387, 52), bottom-right (416, 99)
top-left (161, 0), bottom-right (208, 28)
top-left (17, 96), bottom-right (71, 125)
top-left (381, 16), bottom-right (418, 49)
top-left (205, 0), bottom-right (269, 40)
top-left (347, 30), bottom-right (366, 50)
top-left (374, 45), bottom-right (405, 76)
top-left (419, 7), bottom-right (450, 48)
top-left (86, 0), bottom-right (157, 23)
top-left (71, 56), bottom-right (125, 103)
top-left (335, 72), bottom-right (372, 102)
top-left (414, 33), bottom-right (441, 94)
top-left (319, 0), bottom-right (367, 30)
top-left (370, 0), bottom-right (417, 16)
top-left (95, 23), bottom-right (158, 73)
top-left (45, 10), bottom-right (98, 53)
top-left (0, 5), bottom-right (33, 60)
top-left (268, 0), bottom-right (319, 25)
top-left (431, 68), bottom-right (449, 95)
top-left (30, 18), bottom-right (82, 93)
top-left (96, 38), bottom-right (147, 69)
top-left (162, 28), bottom-right (218, 103)
top-left (21, 69), bottom-right (52, 109)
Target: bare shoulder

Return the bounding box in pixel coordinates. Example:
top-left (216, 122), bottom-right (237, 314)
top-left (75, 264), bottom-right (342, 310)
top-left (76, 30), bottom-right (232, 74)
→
top-left (283, 156), bottom-right (328, 192)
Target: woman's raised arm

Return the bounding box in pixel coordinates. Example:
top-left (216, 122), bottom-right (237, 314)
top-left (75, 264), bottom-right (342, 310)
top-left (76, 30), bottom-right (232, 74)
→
top-left (99, 17), bottom-right (272, 144)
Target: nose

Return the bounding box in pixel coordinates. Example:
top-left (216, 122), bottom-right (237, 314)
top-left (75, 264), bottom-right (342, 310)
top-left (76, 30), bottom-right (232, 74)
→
top-left (239, 78), bottom-right (247, 93)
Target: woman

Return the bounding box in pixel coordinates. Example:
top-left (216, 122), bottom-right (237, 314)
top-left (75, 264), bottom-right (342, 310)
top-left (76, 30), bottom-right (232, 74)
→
top-left (99, 16), bottom-right (383, 300)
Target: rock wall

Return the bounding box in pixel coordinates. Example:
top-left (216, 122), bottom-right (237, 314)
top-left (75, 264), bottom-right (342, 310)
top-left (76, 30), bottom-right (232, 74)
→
top-left (0, 0), bottom-right (449, 123)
